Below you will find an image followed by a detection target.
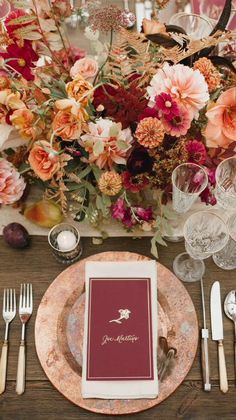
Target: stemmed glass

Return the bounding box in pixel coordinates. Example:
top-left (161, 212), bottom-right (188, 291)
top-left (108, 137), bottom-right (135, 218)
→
top-left (213, 212), bottom-right (236, 270)
top-left (169, 12), bottom-right (213, 40)
top-left (165, 163), bottom-right (208, 242)
top-left (215, 157), bottom-right (236, 210)
top-left (173, 211), bottom-right (229, 282)
top-left (172, 163), bottom-right (208, 214)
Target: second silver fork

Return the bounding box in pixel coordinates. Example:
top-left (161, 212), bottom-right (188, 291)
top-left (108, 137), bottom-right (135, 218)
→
top-left (16, 283), bottom-right (33, 395)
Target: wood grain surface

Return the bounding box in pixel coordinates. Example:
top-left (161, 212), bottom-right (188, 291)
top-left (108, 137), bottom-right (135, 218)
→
top-left (0, 236), bottom-right (236, 420)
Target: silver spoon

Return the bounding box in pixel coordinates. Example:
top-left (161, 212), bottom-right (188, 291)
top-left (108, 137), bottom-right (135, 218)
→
top-left (224, 290), bottom-right (236, 381)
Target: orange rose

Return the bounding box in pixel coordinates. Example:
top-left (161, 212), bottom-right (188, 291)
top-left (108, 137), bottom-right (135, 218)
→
top-left (205, 87), bottom-right (236, 148)
top-left (28, 141), bottom-right (60, 181)
top-left (142, 18), bottom-right (167, 35)
top-left (52, 109), bottom-right (84, 140)
top-left (66, 75), bottom-right (93, 106)
top-left (10, 108), bottom-right (37, 140)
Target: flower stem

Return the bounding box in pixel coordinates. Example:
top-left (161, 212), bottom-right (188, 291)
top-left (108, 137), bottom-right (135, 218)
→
top-left (93, 29), bottom-right (113, 85)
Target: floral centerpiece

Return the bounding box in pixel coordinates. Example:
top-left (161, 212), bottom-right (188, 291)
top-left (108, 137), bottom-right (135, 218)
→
top-left (0, 0), bottom-right (236, 255)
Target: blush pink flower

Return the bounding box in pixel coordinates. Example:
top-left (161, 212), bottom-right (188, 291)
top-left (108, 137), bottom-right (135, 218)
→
top-left (163, 106), bottom-right (192, 137)
top-left (70, 57), bottom-right (98, 81)
top-left (0, 159), bottom-right (25, 204)
top-left (205, 87), bottom-right (236, 148)
top-left (147, 63), bottom-right (209, 119)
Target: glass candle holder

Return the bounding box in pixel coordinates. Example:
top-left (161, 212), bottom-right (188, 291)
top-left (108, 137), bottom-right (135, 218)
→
top-left (48, 223), bottom-right (82, 264)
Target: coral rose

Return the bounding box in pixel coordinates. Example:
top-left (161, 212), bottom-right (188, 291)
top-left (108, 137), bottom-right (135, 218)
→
top-left (28, 141), bottom-right (60, 181)
top-left (10, 108), bottom-right (37, 140)
top-left (205, 88), bottom-right (236, 148)
top-left (66, 75), bottom-right (93, 106)
top-left (70, 57), bottom-right (98, 81)
top-left (0, 158), bottom-right (25, 204)
top-left (52, 109), bottom-right (84, 140)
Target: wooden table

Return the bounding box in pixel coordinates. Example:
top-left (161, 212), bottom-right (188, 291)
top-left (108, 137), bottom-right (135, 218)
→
top-left (0, 236), bottom-right (236, 419)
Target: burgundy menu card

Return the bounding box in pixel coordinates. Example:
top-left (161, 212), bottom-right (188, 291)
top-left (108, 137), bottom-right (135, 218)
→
top-left (82, 261), bottom-right (158, 399)
top-left (87, 277), bottom-right (153, 381)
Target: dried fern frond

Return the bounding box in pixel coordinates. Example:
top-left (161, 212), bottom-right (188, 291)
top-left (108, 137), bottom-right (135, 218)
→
top-left (106, 28), bottom-right (159, 87)
top-left (162, 30), bottom-right (236, 64)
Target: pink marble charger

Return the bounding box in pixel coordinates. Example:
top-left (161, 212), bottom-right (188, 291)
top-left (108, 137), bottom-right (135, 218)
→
top-left (35, 251), bottom-right (198, 415)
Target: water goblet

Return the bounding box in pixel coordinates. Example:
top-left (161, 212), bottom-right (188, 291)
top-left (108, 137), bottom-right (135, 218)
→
top-left (173, 211), bottom-right (229, 282)
top-left (213, 212), bottom-right (236, 270)
top-left (172, 163), bottom-right (208, 214)
top-left (169, 12), bottom-right (213, 40)
top-left (215, 157), bottom-right (236, 210)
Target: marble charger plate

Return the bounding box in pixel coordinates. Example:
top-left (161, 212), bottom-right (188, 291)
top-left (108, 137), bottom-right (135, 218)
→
top-left (35, 251), bottom-right (198, 415)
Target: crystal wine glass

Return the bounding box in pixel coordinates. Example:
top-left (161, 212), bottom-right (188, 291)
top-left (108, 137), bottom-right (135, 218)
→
top-left (215, 157), bottom-right (236, 210)
top-left (169, 12), bottom-right (213, 40)
top-left (173, 211), bottom-right (229, 282)
top-left (213, 212), bottom-right (236, 270)
top-left (172, 163), bottom-right (208, 214)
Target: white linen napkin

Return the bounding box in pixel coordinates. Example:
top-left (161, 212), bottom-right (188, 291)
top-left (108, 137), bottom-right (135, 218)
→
top-left (81, 261), bottom-right (158, 399)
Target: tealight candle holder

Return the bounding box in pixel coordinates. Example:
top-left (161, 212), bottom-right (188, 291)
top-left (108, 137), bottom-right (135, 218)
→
top-left (48, 223), bottom-right (82, 264)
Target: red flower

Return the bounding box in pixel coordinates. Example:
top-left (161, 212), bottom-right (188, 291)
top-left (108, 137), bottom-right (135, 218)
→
top-left (138, 107), bottom-right (159, 121)
top-left (1, 41), bottom-right (38, 81)
top-left (122, 171), bottom-right (149, 193)
top-left (93, 83), bottom-right (148, 129)
top-left (155, 93), bottom-right (179, 117)
top-left (5, 10), bottom-right (32, 38)
top-left (187, 140), bottom-right (207, 165)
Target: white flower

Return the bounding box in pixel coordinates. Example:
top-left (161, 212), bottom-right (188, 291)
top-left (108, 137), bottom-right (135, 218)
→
top-left (80, 118), bottom-right (133, 169)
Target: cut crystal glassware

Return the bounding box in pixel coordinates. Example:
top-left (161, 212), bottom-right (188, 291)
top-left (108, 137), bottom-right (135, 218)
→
top-left (172, 163), bottom-right (208, 214)
top-left (213, 212), bottom-right (236, 270)
top-left (215, 157), bottom-right (236, 210)
top-left (173, 211), bottom-right (229, 282)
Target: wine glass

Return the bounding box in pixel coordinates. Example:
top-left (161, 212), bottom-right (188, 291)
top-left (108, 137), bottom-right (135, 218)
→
top-left (215, 157), bottom-right (236, 210)
top-left (173, 211), bottom-right (229, 282)
top-left (169, 12), bottom-right (213, 39)
top-left (213, 212), bottom-right (236, 270)
top-left (172, 163), bottom-right (208, 214)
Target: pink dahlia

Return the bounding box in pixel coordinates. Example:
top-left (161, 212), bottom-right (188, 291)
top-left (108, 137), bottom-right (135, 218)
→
top-left (147, 63), bottom-right (209, 119)
top-left (163, 106), bottom-right (192, 137)
top-left (155, 93), bottom-right (179, 117)
top-left (187, 140), bottom-right (207, 165)
top-left (0, 159), bottom-right (25, 205)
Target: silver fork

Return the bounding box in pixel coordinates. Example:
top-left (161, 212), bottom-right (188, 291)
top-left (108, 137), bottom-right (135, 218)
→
top-left (16, 284), bottom-right (33, 395)
top-left (0, 289), bottom-right (16, 394)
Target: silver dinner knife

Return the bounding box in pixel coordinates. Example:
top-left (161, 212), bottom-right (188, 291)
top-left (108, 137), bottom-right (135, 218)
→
top-left (210, 281), bottom-right (228, 393)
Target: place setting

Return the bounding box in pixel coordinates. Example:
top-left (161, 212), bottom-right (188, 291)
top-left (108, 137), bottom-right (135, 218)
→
top-left (0, 0), bottom-right (236, 417)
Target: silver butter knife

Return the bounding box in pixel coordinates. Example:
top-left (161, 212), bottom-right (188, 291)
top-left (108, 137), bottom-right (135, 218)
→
top-left (210, 281), bottom-right (228, 393)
